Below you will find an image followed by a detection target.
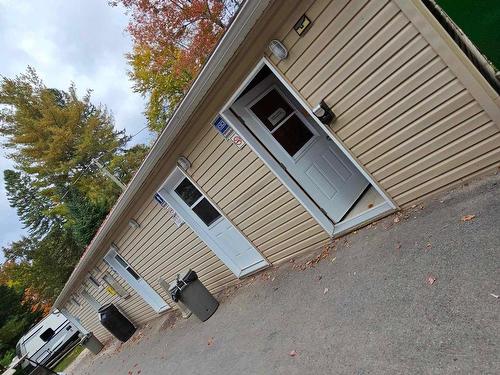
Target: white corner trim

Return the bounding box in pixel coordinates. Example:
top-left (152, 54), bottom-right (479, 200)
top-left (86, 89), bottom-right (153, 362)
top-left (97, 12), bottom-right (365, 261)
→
top-left (394, 0), bottom-right (500, 128)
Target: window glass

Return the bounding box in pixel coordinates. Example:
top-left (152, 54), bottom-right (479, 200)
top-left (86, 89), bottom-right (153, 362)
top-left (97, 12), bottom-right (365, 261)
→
top-left (250, 89), bottom-right (293, 131)
top-left (88, 275), bottom-right (100, 288)
top-left (192, 198), bottom-right (221, 226)
top-left (272, 114), bottom-right (313, 156)
top-left (126, 266), bottom-right (140, 280)
top-left (174, 178), bottom-right (202, 206)
top-left (114, 254), bottom-right (128, 268)
top-left (40, 328), bottom-right (55, 342)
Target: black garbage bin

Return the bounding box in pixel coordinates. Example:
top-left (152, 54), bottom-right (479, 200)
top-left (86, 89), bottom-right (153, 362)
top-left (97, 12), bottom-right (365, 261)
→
top-left (98, 303), bottom-right (136, 342)
top-left (170, 270), bottom-right (219, 322)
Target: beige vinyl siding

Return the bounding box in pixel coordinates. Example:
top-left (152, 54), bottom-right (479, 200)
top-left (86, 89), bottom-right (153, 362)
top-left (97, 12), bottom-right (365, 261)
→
top-left (184, 125), bottom-right (330, 264)
top-left (64, 261), bottom-right (157, 342)
top-left (71, 121), bottom-right (329, 340)
top-left (269, 0), bottom-right (500, 206)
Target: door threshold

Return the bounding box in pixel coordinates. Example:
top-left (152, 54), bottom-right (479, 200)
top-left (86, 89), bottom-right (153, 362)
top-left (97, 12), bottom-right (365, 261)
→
top-left (333, 201), bottom-right (395, 237)
top-left (238, 260), bottom-right (270, 278)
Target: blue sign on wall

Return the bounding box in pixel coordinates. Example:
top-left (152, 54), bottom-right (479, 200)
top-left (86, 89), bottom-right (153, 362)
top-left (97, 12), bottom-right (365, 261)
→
top-left (154, 193), bottom-right (167, 207)
top-left (213, 116), bottom-right (231, 137)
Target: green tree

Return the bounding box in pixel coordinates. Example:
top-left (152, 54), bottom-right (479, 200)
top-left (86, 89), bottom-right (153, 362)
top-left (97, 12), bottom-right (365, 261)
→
top-left (3, 170), bottom-right (55, 239)
top-left (111, 0), bottom-right (239, 132)
top-left (0, 284), bottom-right (41, 360)
top-left (1, 67), bottom-right (151, 304)
top-left (64, 188), bottom-right (109, 248)
top-left (0, 67), bottom-right (130, 207)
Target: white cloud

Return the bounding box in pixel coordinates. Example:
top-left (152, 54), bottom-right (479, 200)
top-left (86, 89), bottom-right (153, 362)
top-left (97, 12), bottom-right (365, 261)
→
top-left (0, 0), bottom-right (154, 257)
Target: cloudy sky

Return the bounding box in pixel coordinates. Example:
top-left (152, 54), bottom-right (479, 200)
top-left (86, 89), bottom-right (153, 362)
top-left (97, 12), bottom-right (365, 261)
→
top-left (0, 0), bottom-right (155, 259)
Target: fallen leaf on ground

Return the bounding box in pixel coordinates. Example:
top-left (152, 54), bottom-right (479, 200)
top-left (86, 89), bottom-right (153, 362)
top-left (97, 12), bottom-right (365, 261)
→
top-left (323, 287), bottom-right (329, 294)
top-left (426, 275), bottom-right (437, 285)
top-left (393, 217), bottom-right (400, 223)
top-left (289, 350), bottom-right (298, 357)
top-left (461, 214), bottom-right (476, 222)
top-left (490, 293), bottom-right (499, 299)
top-left (207, 337), bottom-right (214, 346)
top-left (367, 203), bottom-right (374, 209)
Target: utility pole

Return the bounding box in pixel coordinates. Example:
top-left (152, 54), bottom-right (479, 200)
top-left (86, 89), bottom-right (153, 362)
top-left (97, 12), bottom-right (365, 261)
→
top-left (92, 159), bottom-right (127, 192)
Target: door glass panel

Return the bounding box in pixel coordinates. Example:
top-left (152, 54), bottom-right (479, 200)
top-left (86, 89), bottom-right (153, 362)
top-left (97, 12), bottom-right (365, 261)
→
top-left (174, 178), bottom-right (201, 206)
top-left (115, 254), bottom-right (128, 268)
top-left (192, 198), bottom-right (221, 226)
top-left (250, 89), bottom-right (293, 131)
top-left (272, 114), bottom-right (313, 156)
top-left (126, 266), bottom-right (140, 280)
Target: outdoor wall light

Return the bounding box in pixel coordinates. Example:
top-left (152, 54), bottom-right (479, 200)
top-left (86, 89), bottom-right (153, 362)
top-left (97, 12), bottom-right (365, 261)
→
top-left (128, 219), bottom-right (140, 229)
top-left (177, 156), bottom-right (191, 171)
top-left (268, 39), bottom-right (288, 60)
top-left (313, 100), bottom-right (336, 125)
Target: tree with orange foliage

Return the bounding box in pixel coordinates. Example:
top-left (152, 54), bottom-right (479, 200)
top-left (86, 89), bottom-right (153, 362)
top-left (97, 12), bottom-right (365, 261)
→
top-left (110, 0), bottom-right (239, 132)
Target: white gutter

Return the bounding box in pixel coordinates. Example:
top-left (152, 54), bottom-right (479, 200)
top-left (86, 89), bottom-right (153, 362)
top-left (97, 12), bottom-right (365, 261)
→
top-left (53, 0), bottom-right (272, 309)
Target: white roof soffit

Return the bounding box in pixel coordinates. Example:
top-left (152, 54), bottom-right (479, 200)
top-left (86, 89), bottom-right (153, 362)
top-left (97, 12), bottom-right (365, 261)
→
top-left (53, 0), bottom-right (272, 309)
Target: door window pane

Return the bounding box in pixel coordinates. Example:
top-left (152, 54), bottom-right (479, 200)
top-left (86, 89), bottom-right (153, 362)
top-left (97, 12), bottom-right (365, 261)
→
top-left (272, 114), bottom-right (313, 156)
top-left (174, 178), bottom-right (202, 206)
top-left (250, 89), bottom-right (293, 131)
top-left (115, 254), bottom-right (128, 268)
top-left (126, 266), bottom-right (140, 280)
top-left (192, 198), bottom-right (221, 226)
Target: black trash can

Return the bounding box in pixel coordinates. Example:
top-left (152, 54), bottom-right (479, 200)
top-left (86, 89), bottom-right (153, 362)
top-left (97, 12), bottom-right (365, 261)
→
top-left (98, 303), bottom-right (136, 342)
top-left (170, 270), bottom-right (219, 322)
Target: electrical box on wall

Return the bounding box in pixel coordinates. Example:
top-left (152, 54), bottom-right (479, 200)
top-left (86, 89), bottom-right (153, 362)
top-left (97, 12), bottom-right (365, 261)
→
top-left (294, 14), bottom-right (312, 36)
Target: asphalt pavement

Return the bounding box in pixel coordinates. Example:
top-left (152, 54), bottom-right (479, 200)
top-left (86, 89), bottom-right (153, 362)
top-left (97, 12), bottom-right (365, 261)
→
top-left (67, 173), bottom-right (500, 375)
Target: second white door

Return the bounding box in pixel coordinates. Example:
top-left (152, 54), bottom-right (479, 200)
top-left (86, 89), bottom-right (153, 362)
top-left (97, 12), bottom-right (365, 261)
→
top-left (158, 168), bottom-right (268, 278)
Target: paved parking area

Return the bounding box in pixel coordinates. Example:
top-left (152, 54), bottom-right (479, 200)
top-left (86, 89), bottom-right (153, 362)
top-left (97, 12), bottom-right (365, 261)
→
top-left (67, 173), bottom-right (500, 375)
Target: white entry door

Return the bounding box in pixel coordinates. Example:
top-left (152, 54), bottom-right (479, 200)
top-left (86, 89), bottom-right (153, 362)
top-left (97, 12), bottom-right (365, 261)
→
top-left (232, 75), bottom-right (368, 222)
top-left (158, 168), bottom-right (268, 278)
top-left (104, 248), bottom-right (170, 313)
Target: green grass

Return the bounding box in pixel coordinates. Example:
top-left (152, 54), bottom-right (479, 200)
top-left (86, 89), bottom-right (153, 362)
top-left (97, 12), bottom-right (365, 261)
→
top-left (53, 345), bottom-right (85, 372)
top-left (436, 0), bottom-right (500, 69)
